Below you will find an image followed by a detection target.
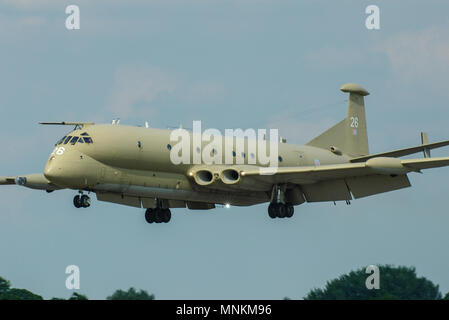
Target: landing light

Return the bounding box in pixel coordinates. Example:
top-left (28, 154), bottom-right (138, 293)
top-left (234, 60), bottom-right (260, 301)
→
top-left (225, 203), bottom-right (231, 209)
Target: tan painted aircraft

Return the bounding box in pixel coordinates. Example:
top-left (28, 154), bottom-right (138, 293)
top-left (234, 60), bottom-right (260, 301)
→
top-left (2, 83), bottom-right (449, 224)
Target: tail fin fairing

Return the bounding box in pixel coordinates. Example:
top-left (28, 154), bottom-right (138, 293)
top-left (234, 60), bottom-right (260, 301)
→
top-left (307, 83), bottom-right (369, 157)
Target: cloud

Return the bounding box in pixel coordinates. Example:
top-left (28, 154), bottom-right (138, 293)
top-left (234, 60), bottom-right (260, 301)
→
top-left (304, 46), bottom-right (367, 69)
top-left (103, 65), bottom-right (176, 119)
top-left (267, 111), bottom-right (336, 145)
top-left (102, 64), bottom-right (228, 121)
top-left (0, 14), bottom-right (47, 37)
top-left (182, 82), bottom-right (226, 104)
top-left (377, 25), bottom-right (449, 83)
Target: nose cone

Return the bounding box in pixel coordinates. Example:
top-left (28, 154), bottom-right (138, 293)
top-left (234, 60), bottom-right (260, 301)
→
top-left (44, 157), bottom-right (62, 182)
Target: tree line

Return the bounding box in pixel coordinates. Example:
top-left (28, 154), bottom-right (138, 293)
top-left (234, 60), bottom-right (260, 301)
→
top-left (0, 277), bottom-right (154, 300)
top-left (1, 265), bottom-right (448, 300)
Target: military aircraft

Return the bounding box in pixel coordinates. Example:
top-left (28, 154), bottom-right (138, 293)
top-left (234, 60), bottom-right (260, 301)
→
top-left (2, 83), bottom-right (449, 224)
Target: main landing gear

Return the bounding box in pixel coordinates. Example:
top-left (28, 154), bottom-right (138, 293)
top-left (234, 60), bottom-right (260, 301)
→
top-left (145, 207), bottom-right (171, 224)
top-left (268, 184), bottom-right (294, 219)
top-left (73, 193), bottom-right (91, 208)
top-left (268, 203), bottom-right (294, 219)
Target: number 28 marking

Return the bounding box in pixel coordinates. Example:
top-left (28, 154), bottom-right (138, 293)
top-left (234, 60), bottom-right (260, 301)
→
top-left (350, 116), bottom-right (359, 128)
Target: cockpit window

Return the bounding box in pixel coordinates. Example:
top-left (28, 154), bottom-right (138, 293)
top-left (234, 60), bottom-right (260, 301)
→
top-left (58, 134), bottom-right (93, 146)
top-left (80, 132), bottom-right (89, 136)
top-left (55, 136), bottom-right (67, 146)
top-left (70, 136), bottom-right (79, 145)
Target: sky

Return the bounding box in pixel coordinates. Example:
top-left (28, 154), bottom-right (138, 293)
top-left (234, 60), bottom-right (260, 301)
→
top-left (1, 0), bottom-right (449, 299)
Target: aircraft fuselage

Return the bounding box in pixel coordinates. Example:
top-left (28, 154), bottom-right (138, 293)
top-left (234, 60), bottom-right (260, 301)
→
top-left (43, 124), bottom-right (349, 208)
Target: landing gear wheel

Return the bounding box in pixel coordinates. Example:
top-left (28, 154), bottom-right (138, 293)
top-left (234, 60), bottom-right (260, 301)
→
top-left (73, 195), bottom-right (81, 208)
top-left (286, 205), bottom-right (294, 218)
top-left (268, 204), bottom-right (276, 219)
top-left (145, 208), bottom-right (155, 223)
top-left (267, 203), bottom-right (294, 219)
top-left (277, 204), bottom-right (287, 218)
top-left (145, 208), bottom-right (171, 224)
top-left (162, 209), bottom-right (171, 223)
top-left (80, 195), bottom-right (91, 208)
top-left (154, 209), bottom-right (163, 223)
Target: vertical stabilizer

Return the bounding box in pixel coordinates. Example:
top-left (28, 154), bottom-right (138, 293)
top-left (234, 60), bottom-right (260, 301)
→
top-left (306, 83), bottom-right (370, 157)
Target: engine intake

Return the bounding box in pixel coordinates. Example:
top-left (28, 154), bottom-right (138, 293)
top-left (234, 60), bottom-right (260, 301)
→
top-left (194, 170), bottom-right (214, 186)
top-left (221, 169), bottom-right (240, 184)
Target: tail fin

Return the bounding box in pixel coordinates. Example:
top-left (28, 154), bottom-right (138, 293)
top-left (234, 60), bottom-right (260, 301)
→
top-left (306, 83), bottom-right (370, 157)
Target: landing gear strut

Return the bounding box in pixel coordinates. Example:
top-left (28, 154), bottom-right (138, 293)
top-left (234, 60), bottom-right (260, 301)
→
top-left (145, 199), bottom-right (171, 224)
top-left (73, 193), bottom-right (91, 208)
top-left (268, 185), bottom-right (294, 219)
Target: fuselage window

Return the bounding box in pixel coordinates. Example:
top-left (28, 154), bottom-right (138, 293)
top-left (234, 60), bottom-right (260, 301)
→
top-left (64, 136), bottom-right (73, 144)
top-left (70, 137), bottom-right (79, 145)
top-left (278, 156), bottom-right (283, 162)
top-left (167, 144), bottom-right (172, 151)
top-left (83, 137), bottom-right (93, 143)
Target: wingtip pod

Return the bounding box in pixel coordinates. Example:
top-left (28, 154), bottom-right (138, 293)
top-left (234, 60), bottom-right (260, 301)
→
top-left (366, 157), bottom-right (407, 175)
top-left (340, 83), bottom-right (370, 96)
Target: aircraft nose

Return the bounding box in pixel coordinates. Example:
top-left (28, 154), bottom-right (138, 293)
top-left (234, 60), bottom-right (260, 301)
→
top-left (43, 157), bottom-right (62, 182)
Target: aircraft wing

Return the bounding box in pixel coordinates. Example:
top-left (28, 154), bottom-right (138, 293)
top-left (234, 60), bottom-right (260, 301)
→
top-left (241, 163), bottom-right (367, 184)
top-left (401, 157), bottom-right (449, 170)
top-left (350, 139), bottom-right (449, 162)
top-left (241, 157), bottom-right (449, 184)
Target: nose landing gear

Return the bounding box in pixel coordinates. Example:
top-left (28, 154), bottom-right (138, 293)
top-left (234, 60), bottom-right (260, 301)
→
top-left (73, 193), bottom-right (91, 208)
